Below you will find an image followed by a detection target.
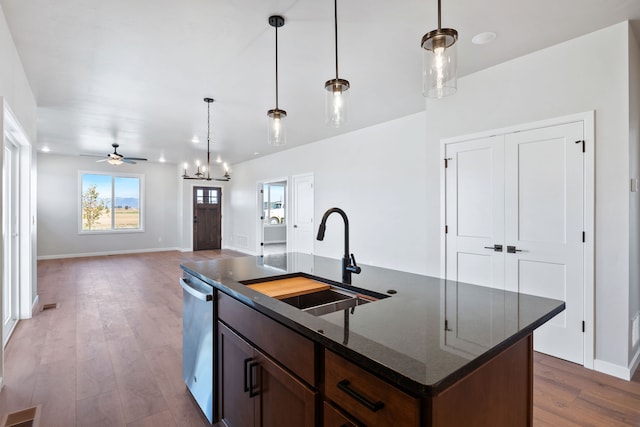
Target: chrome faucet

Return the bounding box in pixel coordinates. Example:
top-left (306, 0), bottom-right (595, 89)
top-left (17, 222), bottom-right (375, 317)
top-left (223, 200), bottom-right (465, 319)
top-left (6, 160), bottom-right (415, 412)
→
top-left (316, 207), bottom-right (361, 284)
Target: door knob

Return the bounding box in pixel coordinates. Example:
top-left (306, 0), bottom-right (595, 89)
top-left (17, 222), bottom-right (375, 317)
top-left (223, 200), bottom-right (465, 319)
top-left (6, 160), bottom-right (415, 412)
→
top-left (483, 244), bottom-right (503, 252)
top-left (293, 224), bottom-right (298, 228)
top-left (507, 245), bottom-right (523, 253)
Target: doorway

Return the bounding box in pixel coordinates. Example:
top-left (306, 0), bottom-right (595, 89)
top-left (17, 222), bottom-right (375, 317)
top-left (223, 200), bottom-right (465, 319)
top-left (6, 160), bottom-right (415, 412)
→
top-left (193, 187), bottom-right (222, 250)
top-left (3, 132), bottom-right (19, 345)
top-left (442, 113), bottom-right (594, 367)
top-left (260, 180), bottom-right (287, 256)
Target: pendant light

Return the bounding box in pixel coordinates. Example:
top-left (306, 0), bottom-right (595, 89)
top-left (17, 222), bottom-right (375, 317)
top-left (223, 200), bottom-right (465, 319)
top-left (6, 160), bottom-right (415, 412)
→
top-left (324, 0), bottom-right (350, 127)
top-left (267, 15), bottom-right (287, 146)
top-left (421, 0), bottom-right (458, 98)
top-left (182, 98), bottom-right (230, 181)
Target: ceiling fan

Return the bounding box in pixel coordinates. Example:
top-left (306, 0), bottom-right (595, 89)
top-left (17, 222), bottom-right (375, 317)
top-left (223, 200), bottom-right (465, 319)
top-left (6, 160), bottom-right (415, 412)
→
top-left (82, 143), bottom-right (148, 165)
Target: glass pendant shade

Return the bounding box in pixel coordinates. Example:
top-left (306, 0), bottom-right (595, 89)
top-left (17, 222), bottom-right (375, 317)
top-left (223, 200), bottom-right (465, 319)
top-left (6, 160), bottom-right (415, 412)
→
top-left (267, 108), bottom-right (287, 146)
top-left (324, 78), bottom-right (350, 127)
top-left (422, 28), bottom-right (458, 98)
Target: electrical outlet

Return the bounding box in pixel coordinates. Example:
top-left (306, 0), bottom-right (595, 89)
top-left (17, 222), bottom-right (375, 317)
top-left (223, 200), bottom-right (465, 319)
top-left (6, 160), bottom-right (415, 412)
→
top-left (633, 313), bottom-right (640, 347)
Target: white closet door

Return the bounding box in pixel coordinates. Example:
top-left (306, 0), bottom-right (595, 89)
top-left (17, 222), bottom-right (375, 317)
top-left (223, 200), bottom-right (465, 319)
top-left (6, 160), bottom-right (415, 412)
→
top-left (445, 136), bottom-right (505, 289)
top-left (444, 120), bottom-right (586, 365)
top-left (504, 122), bottom-right (585, 364)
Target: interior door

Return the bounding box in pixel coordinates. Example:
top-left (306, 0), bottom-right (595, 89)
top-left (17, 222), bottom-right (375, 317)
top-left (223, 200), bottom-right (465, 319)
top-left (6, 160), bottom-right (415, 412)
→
top-left (444, 121), bottom-right (585, 365)
top-left (445, 136), bottom-right (505, 289)
top-left (504, 122), bottom-right (585, 364)
top-left (3, 139), bottom-right (19, 345)
top-left (291, 174), bottom-right (314, 254)
top-left (193, 186), bottom-right (222, 250)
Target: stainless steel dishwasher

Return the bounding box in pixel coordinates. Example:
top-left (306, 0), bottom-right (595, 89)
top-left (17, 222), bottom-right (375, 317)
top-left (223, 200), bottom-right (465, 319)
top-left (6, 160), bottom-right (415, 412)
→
top-left (181, 273), bottom-right (215, 424)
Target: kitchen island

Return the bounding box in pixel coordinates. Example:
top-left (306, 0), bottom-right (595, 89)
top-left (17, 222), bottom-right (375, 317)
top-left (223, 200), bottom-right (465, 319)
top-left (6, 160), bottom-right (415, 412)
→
top-left (181, 252), bottom-right (565, 426)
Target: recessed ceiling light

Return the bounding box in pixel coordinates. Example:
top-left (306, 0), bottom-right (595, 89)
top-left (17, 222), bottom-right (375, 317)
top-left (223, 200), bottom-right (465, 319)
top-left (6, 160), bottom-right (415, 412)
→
top-left (191, 135), bottom-right (200, 143)
top-left (41, 146), bottom-right (50, 152)
top-left (253, 152), bottom-right (260, 156)
top-left (216, 155), bottom-right (222, 163)
top-left (471, 32), bottom-right (497, 45)
top-left (159, 156), bottom-right (166, 163)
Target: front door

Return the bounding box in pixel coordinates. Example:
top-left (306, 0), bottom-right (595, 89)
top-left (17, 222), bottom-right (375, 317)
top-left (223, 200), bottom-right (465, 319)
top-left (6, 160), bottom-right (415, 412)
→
top-left (193, 186), bottom-right (222, 250)
top-left (445, 120), bottom-right (586, 365)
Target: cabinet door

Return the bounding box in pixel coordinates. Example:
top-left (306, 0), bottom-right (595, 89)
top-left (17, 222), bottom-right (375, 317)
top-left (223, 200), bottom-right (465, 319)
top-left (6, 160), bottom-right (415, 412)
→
top-left (255, 349), bottom-right (316, 427)
top-left (219, 322), bottom-right (257, 427)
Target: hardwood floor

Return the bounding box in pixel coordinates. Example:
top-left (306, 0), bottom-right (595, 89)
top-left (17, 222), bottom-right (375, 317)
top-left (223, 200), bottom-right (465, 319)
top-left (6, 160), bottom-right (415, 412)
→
top-left (0, 250), bottom-right (638, 426)
top-left (0, 250), bottom-right (244, 427)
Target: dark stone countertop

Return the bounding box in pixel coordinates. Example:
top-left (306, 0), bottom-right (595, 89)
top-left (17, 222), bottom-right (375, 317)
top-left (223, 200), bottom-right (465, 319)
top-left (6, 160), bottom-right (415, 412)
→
top-left (181, 253), bottom-right (565, 397)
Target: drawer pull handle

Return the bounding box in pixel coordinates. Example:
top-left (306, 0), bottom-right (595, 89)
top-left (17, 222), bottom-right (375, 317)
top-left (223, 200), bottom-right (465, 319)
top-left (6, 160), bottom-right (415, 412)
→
top-left (337, 380), bottom-right (385, 412)
top-left (243, 358), bottom-right (252, 392)
top-left (248, 361), bottom-right (260, 398)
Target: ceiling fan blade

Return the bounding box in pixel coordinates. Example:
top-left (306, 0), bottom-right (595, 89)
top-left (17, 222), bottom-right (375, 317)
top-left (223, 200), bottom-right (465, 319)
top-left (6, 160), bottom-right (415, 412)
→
top-left (96, 159), bottom-right (108, 162)
top-left (81, 154), bottom-right (107, 158)
top-left (122, 159), bottom-right (137, 164)
top-left (124, 157), bottom-right (147, 161)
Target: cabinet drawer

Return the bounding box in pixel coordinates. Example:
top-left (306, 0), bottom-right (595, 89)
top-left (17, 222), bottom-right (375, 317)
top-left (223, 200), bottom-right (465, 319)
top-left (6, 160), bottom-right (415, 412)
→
top-left (323, 401), bottom-right (359, 427)
top-left (218, 292), bottom-right (316, 386)
top-left (324, 350), bottom-right (420, 426)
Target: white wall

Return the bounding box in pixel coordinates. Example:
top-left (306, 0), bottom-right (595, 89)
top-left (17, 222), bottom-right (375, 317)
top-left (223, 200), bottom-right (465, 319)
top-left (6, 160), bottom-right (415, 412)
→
top-left (225, 111), bottom-right (429, 274)
top-left (0, 7), bottom-right (36, 142)
top-left (225, 22), bottom-right (637, 375)
top-left (629, 27), bottom-right (640, 366)
top-left (37, 154), bottom-right (179, 258)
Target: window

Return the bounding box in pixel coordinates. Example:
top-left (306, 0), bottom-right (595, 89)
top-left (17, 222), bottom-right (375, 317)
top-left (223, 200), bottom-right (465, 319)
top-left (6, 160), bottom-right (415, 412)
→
top-left (262, 182), bottom-right (286, 225)
top-left (196, 187), bottom-right (219, 205)
top-left (79, 172), bottom-right (143, 232)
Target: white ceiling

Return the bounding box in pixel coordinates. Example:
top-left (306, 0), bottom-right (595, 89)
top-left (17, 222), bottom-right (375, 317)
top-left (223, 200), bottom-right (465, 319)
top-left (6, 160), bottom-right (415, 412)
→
top-left (2, 0), bottom-right (640, 167)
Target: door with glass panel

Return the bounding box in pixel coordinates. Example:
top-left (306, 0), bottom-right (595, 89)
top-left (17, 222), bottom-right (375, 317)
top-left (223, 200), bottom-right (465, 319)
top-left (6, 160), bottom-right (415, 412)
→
top-left (193, 187), bottom-right (222, 250)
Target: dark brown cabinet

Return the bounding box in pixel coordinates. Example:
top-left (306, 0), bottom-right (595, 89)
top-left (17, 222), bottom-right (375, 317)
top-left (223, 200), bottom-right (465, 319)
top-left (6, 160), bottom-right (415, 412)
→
top-left (323, 402), bottom-right (359, 427)
top-left (324, 350), bottom-right (420, 426)
top-left (218, 322), bottom-right (316, 427)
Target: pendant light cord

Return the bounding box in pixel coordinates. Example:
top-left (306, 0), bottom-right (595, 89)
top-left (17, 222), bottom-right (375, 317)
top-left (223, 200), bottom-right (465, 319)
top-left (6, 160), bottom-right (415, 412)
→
top-left (437, 0), bottom-right (441, 29)
top-left (206, 100), bottom-right (211, 179)
top-left (334, 0), bottom-right (339, 79)
top-left (275, 24), bottom-right (279, 109)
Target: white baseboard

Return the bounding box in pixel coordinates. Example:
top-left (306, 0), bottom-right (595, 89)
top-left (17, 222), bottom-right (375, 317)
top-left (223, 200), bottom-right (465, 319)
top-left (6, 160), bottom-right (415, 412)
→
top-left (594, 358), bottom-right (632, 381)
top-left (37, 247), bottom-right (180, 260)
top-left (223, 245), bottom-right (257, 256)
top-left (629, 347), bottom-right (640, 379)
top-left (29, 294), bottom-right (40, 318)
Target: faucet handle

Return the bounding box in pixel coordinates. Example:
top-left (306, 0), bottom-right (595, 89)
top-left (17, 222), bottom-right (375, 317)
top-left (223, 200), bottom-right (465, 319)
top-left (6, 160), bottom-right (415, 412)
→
top-left (349, 254), bottom-right (362, 274)
top-left (350, 253), bottom-right (358, 266)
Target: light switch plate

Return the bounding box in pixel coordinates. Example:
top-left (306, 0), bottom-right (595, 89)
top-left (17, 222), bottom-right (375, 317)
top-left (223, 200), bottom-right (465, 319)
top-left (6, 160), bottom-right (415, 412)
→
top-left (631, 178), bottom-right (638, 193)
top-left (633, 313), bottom-right (640, 347)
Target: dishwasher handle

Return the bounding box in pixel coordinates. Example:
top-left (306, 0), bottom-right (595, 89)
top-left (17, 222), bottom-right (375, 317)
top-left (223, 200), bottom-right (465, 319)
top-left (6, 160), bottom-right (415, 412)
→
top-left (180, 278), bottom-right (213, 302)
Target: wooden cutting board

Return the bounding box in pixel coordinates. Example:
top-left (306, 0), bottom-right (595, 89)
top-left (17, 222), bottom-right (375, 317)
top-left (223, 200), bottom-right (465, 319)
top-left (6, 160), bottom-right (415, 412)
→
top-left (247, 277), bottom-right (330, 299)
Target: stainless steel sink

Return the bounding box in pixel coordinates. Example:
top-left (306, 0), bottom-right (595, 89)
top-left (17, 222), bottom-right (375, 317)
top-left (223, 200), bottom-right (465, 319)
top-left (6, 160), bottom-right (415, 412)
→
top-left (240, 273), bottom-right (389, 316)
top-left (280, 288), bottom-right (373, 316)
